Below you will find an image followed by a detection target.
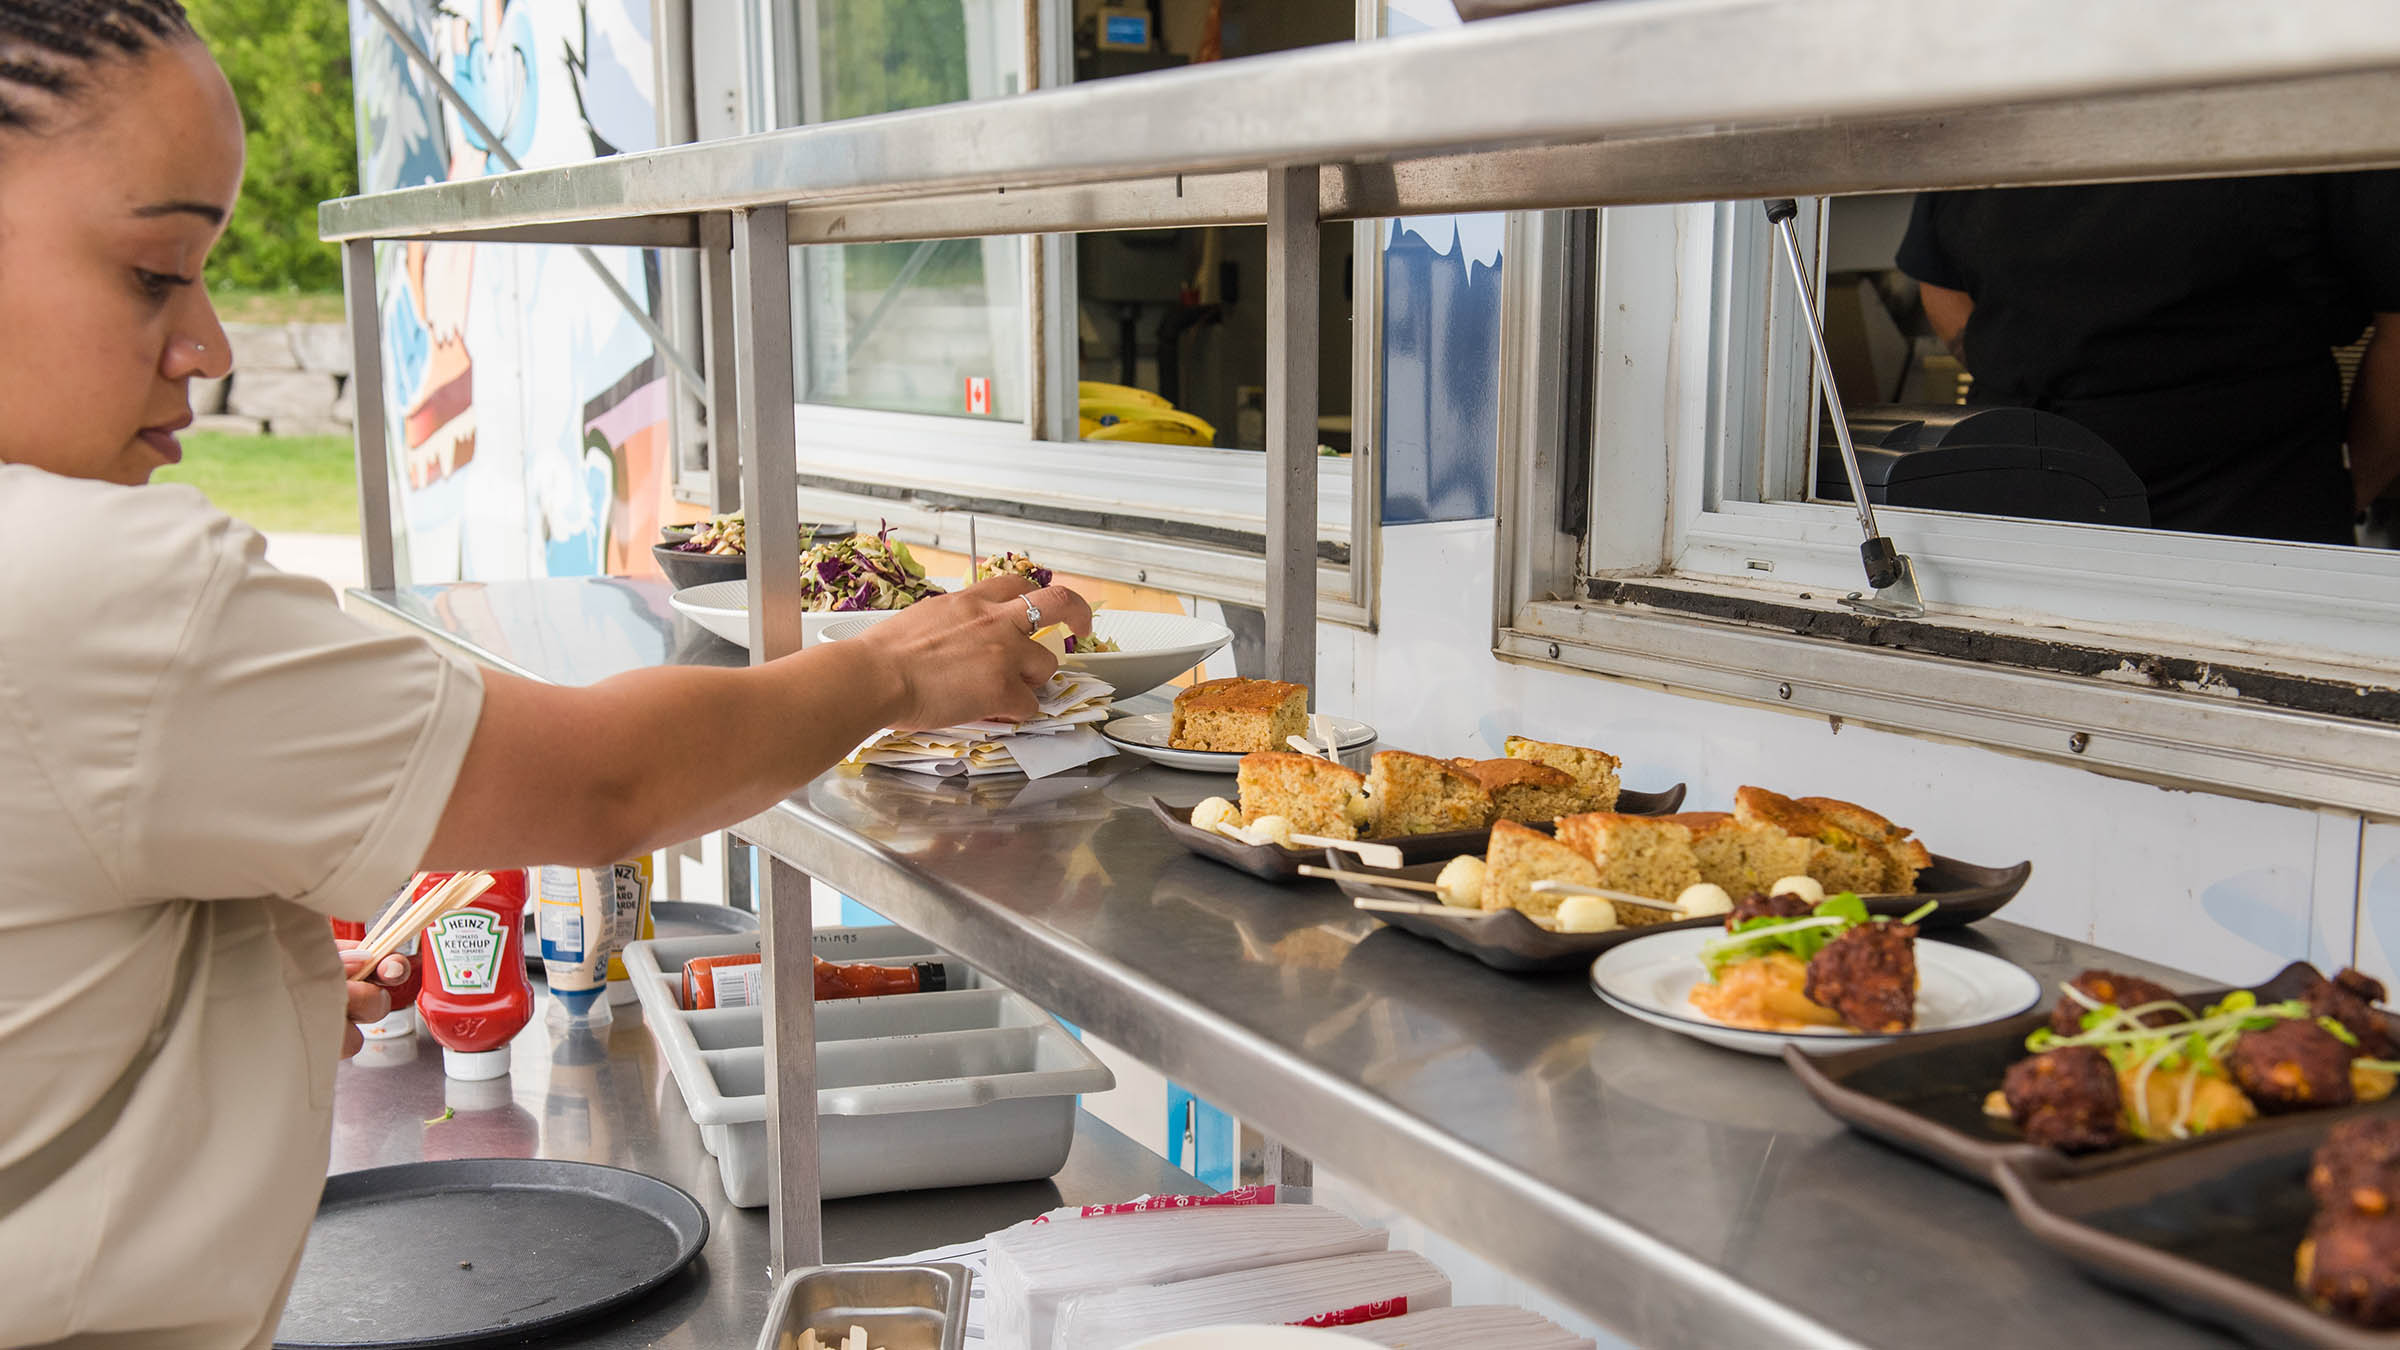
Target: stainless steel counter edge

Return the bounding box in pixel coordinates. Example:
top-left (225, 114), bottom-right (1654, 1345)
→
top-left (732, 797), bottom-right (1863, 1350)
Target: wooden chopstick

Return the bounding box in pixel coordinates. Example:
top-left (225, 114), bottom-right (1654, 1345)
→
top-left (1527, 879), bottom-right (1685, 913)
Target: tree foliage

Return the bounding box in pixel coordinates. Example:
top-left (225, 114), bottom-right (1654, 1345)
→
top-left (186, 0), bottom-right (357, 293)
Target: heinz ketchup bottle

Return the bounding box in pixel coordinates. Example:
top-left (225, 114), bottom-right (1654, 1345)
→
top-left (416, 870), bottom-right (535, 1081)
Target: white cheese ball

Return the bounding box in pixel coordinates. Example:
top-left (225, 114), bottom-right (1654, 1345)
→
top-left (1555, 894), bottom-right (1620, 933)
top-left (1675, 882), bottom-right (1735, 919)
top-left (1434, 854), bottom-right (1487, 909)
top-left (1245, 814), bottom-right (1297, 849)
top-left (1768, 875), bottom-right (1826, 905)
top-left (1191, 797), bottom-right (1242, 835)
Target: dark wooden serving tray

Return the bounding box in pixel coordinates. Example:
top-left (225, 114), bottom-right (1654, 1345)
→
top-left (1327, 852), bottom-right (2028, 973)
top-left (1787, 961), bottom-right (2400, 1188)
top-left (1148, 783), bottom-right (1686, 884)
top-left (1996, 1109), bottom-right (2400, 1349)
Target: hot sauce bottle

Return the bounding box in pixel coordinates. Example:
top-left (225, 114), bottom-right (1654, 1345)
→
top-left (332, 904), bottom-right (422, 1040)
top-left (415, 869), bottom-right (535, 1080)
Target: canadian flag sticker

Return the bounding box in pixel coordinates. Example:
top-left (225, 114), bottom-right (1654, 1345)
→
top-left (965, 376), bottom-right (991, 416)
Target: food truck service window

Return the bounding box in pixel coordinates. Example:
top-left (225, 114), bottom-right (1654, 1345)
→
top-left (708, 0), bottom-right (1380, 621)
top-left (1497, 196), bottom-right (2400, 816)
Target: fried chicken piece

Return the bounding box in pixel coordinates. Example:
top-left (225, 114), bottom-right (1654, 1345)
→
top-left (2298, 1213), bottom-right (2400, 1329)
top-left (2225, 1020), bottom-right (2357, 1114)
top-left (1725, 890), bottom-right (1815, 930)
top-left (2047, 968), bottom-right (2191, 1037)
top-left (2313, 1117), bottom-right (2400, 1218)
top-left (2306, 967), bottom-right (2396, 1060)
top-left (1804, 921), bottom-right (1918, 1033)
top-left (2002, 1046), bottom-right (2124, 1153)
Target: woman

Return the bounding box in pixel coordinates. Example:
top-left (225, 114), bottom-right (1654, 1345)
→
top-left (0, 6), bottom-right (1090, 1346)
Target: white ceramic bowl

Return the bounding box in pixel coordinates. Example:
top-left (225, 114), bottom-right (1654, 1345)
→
top-left (821, 609), bottom-right (1231, 699)
top-left (667, 581), bottom-right (914, 650)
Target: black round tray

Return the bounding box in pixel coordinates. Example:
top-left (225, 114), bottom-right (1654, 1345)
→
top-left (274, 1159), bottom-right (708, 1348)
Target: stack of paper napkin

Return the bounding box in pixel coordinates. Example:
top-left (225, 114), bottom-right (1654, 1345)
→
top-left (984, 1200), bottom-right (1388, 1350)
top-left (851, 670), bottom-right (1115, 779)
top-left (1052, 1249), bottom-right (1451, 1350)
top-left (1345, 1305), bottom-right (1597, 1349)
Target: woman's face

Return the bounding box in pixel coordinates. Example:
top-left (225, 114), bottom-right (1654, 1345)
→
top-left (0, 40), bottom-right (242, 486)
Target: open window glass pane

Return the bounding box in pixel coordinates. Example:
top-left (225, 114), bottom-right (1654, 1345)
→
top-left (798, 0), bottom-right (1028, 422)
top-left (1801, 174), bottom-right (2400, 549)
top-left (1068, 0), bottom-right (1355, 452)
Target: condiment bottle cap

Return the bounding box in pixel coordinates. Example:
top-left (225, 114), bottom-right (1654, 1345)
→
top-left (442, 1047), bottom-right (511, 1083)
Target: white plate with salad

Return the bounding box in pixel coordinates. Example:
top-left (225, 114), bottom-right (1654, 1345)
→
top-left (823, 609), bottom-right (1232, 701)
top-left (668, 528), bottom-right (949, 649)
top-left (1589, 897), bottom-right (2041, 1057)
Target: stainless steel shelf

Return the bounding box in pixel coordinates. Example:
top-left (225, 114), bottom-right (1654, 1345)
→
top-left (321, 0), bottom-right (2400, 248)
top-left (346, 579), bottom-right (2245, 1350)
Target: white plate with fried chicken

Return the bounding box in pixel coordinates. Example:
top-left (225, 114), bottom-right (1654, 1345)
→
top-left (1590, 898), bottom-right (2041, 1056)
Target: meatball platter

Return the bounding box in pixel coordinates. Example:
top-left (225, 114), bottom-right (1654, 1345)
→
top-left (1786, 961), bottom-right (2400, 1188)
top-left (1997, 1115), bottom-right (2400, 1346)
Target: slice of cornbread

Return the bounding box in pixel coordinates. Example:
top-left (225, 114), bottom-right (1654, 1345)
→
top-left (1236, 751), bottom-right (1368, 841)
top-left (1450, 758), bottom-right (1586, 825)
top-left (1502, 736), bottom-right (1622, 812)
top-left (1170, 677), bottom-right (1308, 753)
top-left (1733, 787), bottom-right (1887, 896)
top-left (1665, 811), bottom-right (1818, 899)
top-left (1799, 795), bottom-right (1933, 895)
top-left (1363, 751), bottom-right (1493, 838)
top-left (1554, 812), bottom-right (1701, 926)
top-left (1483, 819), bottom-right (1601, 925)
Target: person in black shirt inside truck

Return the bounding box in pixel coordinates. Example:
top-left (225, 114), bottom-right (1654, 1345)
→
top-left (1896, 173), bottom-right (2400, 545)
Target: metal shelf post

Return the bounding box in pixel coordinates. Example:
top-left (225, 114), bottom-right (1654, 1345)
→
top-left (729, 203), bottom-right (822, 1274)
top-left (1266, 165), bottom-right (1322, 689)
top-left (341, 239), bottom-right (398, 592)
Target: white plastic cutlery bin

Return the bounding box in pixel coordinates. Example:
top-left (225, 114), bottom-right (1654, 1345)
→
top-left (623, 929), bottom-right (1115, 1206)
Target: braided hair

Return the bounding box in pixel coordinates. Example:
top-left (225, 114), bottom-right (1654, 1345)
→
top-left (0, 1), bottom-right (191, 130)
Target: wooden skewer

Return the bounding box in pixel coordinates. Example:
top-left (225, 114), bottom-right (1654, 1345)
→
top-left (359, 873), bottom-right (451, 953)
top-left (359, 872), bottom-right (495, 967)
top-left (1351, 895), bottom-right (1499, 920)
top-left (1527, 879), bottom-right (1686, 913)
top-left (1293, 834), bottom-right (1405, 870)
top-left (1302, 863), bottom-right (1432, 891)
top-left (357, 872), bottom-right (472, 961)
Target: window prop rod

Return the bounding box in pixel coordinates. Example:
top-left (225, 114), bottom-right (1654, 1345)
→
top-left (1763, 198), bottom-right (1924, 619)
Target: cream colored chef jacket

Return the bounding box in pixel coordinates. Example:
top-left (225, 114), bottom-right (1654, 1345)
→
top-left (0, 465), bottom-right (484, 1348)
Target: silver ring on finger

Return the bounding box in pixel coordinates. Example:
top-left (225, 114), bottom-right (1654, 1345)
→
top-left (1022, 595), bottom-right (1042, 631)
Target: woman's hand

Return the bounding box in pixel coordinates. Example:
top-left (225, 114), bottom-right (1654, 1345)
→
top-left (857, 576), bottom-right (1094, 731)
top-left (335, 942), bottom-right (413, 1059)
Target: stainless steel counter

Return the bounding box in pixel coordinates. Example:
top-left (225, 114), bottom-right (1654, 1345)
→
top-left (325, 995), bottom-right (1209, 1349)
top-left (348, 580), bottom-right (2238, 1350)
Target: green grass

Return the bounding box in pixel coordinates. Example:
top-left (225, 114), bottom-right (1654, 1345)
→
top-left (154, 432), bottom-right (358, 533)
top-left (209, 289), bottom-right (347, 325)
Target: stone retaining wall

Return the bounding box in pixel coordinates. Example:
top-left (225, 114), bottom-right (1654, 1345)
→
top-left (193, 321), bottom-right (355, 438)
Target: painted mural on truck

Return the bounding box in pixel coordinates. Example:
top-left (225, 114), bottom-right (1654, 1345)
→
top-left (348, 0), bottom-right (669, 583)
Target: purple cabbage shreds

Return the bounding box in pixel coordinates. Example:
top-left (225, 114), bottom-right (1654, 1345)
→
top-left (815, 558), bottom-right (851, 584)
top-left (1029, 566), bottom-right (1055, 587)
